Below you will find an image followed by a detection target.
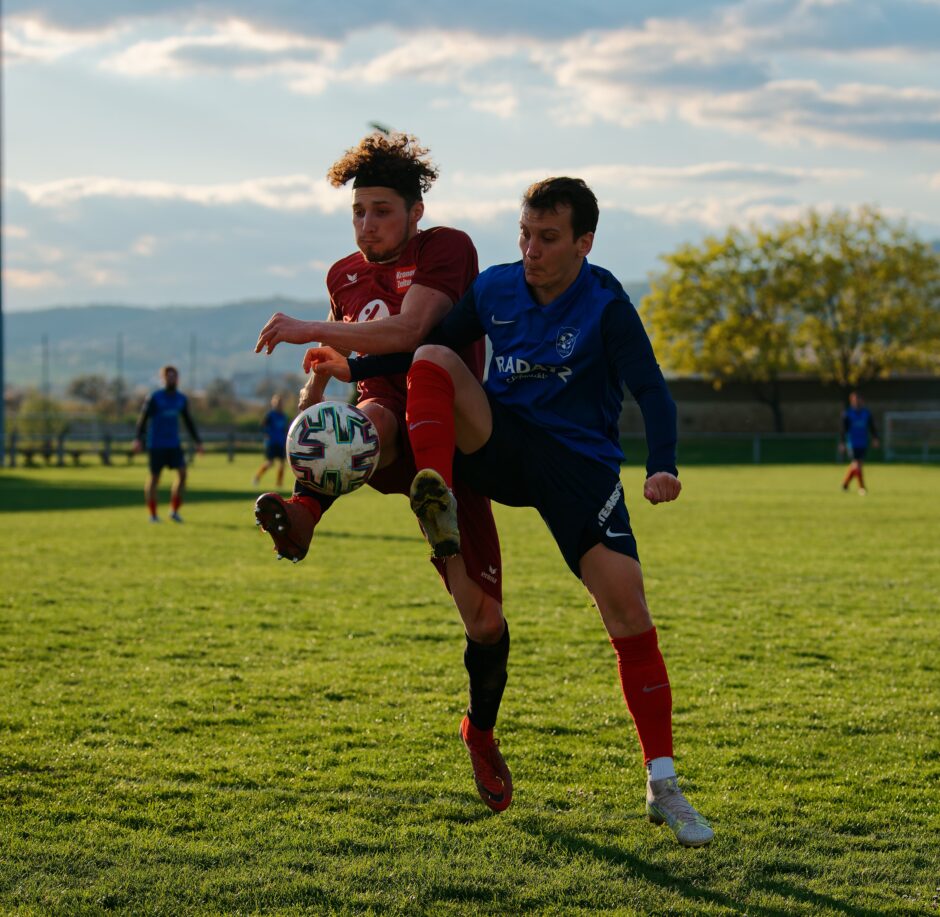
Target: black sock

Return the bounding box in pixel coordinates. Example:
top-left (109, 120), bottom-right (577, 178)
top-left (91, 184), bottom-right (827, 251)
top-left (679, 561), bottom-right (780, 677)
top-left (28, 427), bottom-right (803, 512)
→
top-left (293, 481), bottom-right (337, 514)
top-left (464, 621), bottom-right (510, 731)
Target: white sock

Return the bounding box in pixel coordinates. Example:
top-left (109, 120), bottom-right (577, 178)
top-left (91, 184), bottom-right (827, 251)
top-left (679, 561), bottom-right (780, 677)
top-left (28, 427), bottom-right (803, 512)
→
top-left (647, 757), bottom-right (676, 781)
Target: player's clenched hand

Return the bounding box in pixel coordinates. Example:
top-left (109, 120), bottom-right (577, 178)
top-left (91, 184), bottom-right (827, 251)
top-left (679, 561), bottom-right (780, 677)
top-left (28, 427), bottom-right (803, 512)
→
top-left (643, 471), bottom-right (681, 505)
top-left (303, 346), bottom-right (351, 382)
top-left (255, 312), bottom-right (314, 354)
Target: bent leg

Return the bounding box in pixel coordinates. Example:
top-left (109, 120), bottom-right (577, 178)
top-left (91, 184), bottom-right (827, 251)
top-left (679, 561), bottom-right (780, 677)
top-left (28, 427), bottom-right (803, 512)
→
top-left (407, 345), bottom-right (493, 484)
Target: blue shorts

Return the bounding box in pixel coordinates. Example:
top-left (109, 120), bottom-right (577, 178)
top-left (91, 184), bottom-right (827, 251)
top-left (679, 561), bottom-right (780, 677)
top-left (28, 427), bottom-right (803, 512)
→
top-left (265, 442), bottom-right (287, 461)
top-left (849, 445), bottom-right (867, 461)
top-left (149, 446), bottom-right (185, 475)
top-left (454, 397), bottom-right (638, 578)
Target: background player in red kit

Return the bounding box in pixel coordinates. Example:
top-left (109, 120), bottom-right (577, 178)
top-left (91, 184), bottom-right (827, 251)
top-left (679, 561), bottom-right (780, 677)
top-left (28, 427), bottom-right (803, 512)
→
top-left (254, 133), bottom-right (512, 811)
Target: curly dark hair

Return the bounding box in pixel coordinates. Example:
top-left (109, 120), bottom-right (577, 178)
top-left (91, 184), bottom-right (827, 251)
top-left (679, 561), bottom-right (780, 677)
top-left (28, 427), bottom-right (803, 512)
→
top-left (326, 132), bottom-right (439, 207)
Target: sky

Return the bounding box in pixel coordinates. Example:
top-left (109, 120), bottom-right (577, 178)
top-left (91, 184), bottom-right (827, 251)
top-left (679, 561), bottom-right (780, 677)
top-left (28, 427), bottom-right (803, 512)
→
top-left (3, 0), bottom-right (940, 312)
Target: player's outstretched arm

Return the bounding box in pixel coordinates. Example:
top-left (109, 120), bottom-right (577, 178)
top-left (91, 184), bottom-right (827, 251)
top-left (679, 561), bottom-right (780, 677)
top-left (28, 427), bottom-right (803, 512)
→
top-left (255, 312), bottom-right (323, 354)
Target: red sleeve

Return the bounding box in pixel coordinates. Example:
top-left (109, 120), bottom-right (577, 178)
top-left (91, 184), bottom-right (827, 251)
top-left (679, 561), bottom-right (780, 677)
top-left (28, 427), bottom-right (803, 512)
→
top-left (412, 228), bottom-right (479, 304)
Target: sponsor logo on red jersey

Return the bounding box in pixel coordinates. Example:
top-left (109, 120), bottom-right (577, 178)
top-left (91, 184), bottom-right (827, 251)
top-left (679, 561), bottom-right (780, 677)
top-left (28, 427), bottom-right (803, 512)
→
top-left (396, 265), bottom-right (416, 293)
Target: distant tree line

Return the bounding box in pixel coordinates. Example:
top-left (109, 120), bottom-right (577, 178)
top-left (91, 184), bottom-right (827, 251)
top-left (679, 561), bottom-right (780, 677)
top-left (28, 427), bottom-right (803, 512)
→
top-left (642, 206), bottom-right (940, 431)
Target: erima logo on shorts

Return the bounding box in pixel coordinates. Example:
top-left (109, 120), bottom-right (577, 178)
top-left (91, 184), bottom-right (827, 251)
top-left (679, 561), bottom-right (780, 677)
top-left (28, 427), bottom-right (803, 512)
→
top-left (493, 355), bottom-right (571, 383)
top-left (597, 481), bottom-right (623, 525)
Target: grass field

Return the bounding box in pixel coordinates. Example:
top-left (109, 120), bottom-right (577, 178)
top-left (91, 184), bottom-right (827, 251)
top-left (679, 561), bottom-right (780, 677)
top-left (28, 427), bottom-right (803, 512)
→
top-left (1, 457), bottom-right (938, 915)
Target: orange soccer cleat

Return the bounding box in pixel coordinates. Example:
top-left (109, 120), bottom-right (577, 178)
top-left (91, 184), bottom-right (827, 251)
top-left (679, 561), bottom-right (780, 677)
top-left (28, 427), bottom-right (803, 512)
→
top-left (459, 715), bottom-right (513, 813)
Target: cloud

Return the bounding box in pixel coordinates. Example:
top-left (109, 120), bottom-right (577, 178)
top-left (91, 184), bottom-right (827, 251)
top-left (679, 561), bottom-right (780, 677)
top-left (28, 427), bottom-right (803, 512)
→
top-left (631, 193), bottom-right (826, 229)
top-left (9, 2), bottom-right (940, 149)
top-left (13, 175), bottom-right (349, 213)
top-left (3, 267), bottom-right (62, 290)
top-left (3, 15), bottom-right (122, 63)
top-left (450, 162), bottom-right (861, 192)
top-left (4, 0), bottom-right (727, 39)
top-left (132, 235), bottom-right (157, 256)
top-left (696, 80), bottom-right (940, 147)
top-left (101, 17), bottom-right (337, 82)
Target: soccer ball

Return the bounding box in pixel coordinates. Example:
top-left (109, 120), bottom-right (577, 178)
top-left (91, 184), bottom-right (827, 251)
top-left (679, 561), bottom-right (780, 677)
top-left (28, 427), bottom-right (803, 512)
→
top-left (287, 401), bottom-right (379, 496)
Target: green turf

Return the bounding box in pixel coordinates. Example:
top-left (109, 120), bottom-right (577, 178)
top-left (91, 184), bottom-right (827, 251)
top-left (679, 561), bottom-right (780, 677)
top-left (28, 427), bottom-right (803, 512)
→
top-left (1, 458), bottom-right (938, 915)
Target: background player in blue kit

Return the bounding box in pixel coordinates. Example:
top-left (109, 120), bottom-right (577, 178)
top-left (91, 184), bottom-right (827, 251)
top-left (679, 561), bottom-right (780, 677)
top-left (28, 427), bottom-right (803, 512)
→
top-left (306, 177), bottom-right (714, 846)
top-left (133, 365), bottom-right (203, 522)
top-left (840, 390), bottom-right (879, 495)
top-left (253, 394), bottom-right (289, 488)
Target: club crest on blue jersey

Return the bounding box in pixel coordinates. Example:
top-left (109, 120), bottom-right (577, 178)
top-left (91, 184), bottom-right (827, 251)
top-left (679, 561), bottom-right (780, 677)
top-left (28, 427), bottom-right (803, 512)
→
top-left (556, 327), bottom-right (580, 359)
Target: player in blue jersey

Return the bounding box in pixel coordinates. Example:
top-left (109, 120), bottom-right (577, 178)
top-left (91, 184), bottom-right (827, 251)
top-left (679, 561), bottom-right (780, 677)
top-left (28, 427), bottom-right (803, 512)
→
top-left (304, 177), bottom-right (713, 846)
top-left (840, 391), bottom-right (879, 495)
top-left (133, 365), bottom-right (203, 522)
top-left (253, 394), bottom-right (289, 488)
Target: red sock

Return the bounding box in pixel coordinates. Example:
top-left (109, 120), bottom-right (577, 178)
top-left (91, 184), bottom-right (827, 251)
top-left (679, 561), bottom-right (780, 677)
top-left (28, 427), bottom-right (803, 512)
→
top-left (610, 627), bottom-right (674, 764)
top-left (406, 360), bottom-right (456, 487)
top-left (147, 498), bottom-right (158, 518)
top-left (171, 494), bottom-right (182, 512)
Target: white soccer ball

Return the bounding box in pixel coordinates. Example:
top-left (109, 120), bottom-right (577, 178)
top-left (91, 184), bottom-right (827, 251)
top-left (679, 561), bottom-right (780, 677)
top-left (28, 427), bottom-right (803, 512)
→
top-left (286, 401), bottom-right (379, 496)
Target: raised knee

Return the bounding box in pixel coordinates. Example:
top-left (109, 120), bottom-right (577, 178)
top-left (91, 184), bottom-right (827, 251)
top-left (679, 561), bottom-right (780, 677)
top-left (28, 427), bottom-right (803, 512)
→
top-left (414, 343), bottom-right (456, 369)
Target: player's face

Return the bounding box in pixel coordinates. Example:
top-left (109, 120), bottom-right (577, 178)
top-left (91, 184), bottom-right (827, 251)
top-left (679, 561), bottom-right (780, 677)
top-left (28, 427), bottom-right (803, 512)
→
top-left (518, 204), bottom-right (594, 305)
top-left (352, 187), bottom-right (423, 263)
top-left (163, 370), bottom-right (178, 390)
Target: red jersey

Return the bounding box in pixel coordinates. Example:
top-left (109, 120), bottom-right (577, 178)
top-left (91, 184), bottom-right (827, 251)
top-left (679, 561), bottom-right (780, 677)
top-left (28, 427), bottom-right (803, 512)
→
top-left (326, 227), bottom-right (483, 405)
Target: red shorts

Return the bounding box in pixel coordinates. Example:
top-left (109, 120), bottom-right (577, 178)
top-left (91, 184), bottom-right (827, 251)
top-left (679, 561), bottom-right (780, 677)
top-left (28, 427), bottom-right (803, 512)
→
top-left (359, 392), bottom-right (502, 604)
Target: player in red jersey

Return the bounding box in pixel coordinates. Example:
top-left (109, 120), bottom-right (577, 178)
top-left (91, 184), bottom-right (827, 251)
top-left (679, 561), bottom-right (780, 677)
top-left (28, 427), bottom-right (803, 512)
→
top-left (254, 133), bottom-right (511, 811)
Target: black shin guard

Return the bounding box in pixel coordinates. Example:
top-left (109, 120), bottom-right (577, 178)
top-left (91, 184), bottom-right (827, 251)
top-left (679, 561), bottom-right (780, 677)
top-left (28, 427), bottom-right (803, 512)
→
top-left (464, 622), bottom-right (510, 731)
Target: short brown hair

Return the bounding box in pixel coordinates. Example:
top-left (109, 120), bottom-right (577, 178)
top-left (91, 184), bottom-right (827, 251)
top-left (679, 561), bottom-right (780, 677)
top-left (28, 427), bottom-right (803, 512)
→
top-left (327, 132), bottom-right (439, 209)
top-left (160, 365), bottom-right (178, 379)
top-left (522, 177), bottom-right (599, 239)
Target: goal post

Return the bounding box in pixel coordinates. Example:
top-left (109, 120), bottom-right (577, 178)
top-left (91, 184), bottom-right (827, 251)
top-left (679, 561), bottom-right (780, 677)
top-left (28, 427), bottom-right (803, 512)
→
top-left (883, 411), bottom-right (940, 462)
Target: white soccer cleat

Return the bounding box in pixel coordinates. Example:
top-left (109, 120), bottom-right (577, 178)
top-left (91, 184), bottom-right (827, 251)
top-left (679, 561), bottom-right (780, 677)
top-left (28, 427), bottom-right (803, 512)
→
top-left (646, 777), bottom-right (714, 847)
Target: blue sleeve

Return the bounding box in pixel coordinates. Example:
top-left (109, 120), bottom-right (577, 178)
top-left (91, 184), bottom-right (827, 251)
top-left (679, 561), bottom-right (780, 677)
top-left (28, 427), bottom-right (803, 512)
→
top-left (601, 299), bottom-right (678, 477)
top-left (348, 285), bottom-right (485, 381)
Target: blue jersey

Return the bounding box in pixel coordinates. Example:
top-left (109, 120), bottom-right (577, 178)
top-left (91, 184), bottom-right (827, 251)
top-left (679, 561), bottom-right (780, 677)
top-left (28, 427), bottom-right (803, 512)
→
top-left (348, 259), bottom-right (677, 477)
top-left (263, 409), bottom-right (288, 447)
top-left (843, 406), bottom-right (876, 449)
top-left (136, 388), bottom-right (200, 449)
top-left (475, 261), bottom-right (632, 468)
